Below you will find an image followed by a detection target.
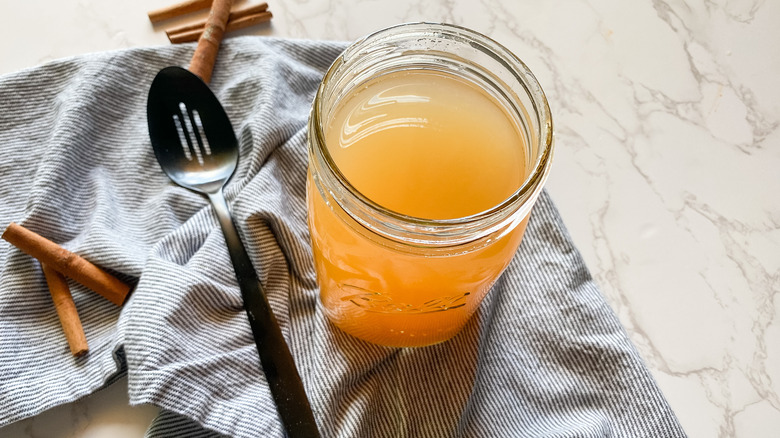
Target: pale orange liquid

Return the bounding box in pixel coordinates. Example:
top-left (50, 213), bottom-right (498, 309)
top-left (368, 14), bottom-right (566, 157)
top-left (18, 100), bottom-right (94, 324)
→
top-left (308, 70), bottom-right (530, 346)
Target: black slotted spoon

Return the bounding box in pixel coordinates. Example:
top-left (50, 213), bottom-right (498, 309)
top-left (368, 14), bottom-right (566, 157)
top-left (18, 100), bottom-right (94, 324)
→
top-left (146, 4), bottom-right (319, 436)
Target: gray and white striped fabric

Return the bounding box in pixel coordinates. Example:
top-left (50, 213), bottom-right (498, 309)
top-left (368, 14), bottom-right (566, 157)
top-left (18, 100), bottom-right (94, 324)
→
top-left (0, 37), bottom-right (686, 437)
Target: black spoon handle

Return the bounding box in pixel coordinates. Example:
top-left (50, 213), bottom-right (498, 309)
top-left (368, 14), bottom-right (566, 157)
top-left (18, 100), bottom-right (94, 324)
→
top-left (208, 191), bottom-right (320, 438)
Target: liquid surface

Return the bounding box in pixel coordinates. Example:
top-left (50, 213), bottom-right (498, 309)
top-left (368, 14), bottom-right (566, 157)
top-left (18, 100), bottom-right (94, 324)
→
top-left (325, 69), bottom-right (526, 220)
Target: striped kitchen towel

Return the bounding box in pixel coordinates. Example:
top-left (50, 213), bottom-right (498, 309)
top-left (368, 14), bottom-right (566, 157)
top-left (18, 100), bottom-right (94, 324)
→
top-left (0, 36), bottom-right (686, 437)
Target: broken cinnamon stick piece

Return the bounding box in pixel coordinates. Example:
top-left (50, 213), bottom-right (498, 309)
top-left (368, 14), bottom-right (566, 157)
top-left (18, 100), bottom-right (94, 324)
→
top-left (189, 0), bottom-right (234, 83)
top-left (168, 11), bottom-right (272, 44)
top-left (165, 2), bottom-right (268, 37)
top-left (42, 264), bottom-right (89, 357)
top-left (148, 0), bottom-right (214, 23)
top-left (2, 223), bottom-right (130, 306)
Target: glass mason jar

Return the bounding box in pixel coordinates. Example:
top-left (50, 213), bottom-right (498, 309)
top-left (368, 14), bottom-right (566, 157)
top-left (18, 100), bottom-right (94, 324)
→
top-left (306, 23), bottom-right (553, 347)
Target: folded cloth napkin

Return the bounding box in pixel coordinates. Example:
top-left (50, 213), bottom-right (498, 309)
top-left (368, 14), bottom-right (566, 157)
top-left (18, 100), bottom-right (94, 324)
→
top-left (0, 36), bottom-right (686, 438)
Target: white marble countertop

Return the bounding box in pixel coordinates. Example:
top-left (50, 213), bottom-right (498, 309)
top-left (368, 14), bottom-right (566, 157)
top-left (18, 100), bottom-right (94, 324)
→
top-left (1, 0), bottom-right (778, 437)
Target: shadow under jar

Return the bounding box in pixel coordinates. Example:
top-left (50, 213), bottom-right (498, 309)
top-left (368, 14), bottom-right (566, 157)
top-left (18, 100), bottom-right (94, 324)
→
top-left (307, 22), bottom-right (554, 347)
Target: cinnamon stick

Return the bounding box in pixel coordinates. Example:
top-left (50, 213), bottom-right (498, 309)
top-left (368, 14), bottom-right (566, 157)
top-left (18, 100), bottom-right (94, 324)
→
top-left (2, 223), bottom-right (130, 306)
top-left (148, 0), bottom-right (214, 23)
top-left (165, 2), bottom-right (268, 37)
top-left (168, 11), bottom-right (272, 44)
top-left (42, 264), bottom-right (88, 357)
top-left (189, 0), bottom-right (234, 83)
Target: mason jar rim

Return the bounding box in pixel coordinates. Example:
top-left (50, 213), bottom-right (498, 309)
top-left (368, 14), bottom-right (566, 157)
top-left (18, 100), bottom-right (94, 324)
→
top-left (309, 22), bottom-right (554, 241)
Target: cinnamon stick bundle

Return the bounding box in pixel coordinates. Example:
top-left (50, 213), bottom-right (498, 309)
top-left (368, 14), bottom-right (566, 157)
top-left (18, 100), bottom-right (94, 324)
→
top-left (42, 264), bottom-right (89, 357)
top-left (2, 223), bottom-right (130, 306)
top-left (150, 1), bottom-right (273, 45)
top-left (166, 2), bottom-right (267, 36)
top-left (167, 4), bottom-right (271, 44)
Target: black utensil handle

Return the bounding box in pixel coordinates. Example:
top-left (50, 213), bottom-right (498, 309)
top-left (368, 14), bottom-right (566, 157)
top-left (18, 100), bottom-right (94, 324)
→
top-left (209, 192), bottom-right (320, 438)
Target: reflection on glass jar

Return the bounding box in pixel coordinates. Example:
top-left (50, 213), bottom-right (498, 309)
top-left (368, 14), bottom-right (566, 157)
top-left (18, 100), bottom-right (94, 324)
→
top-left (307, 22), bottom-right (553, 347)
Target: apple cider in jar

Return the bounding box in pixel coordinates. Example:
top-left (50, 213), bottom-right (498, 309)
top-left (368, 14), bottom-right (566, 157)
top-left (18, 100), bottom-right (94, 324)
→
top-left (307, 23), bottom-right (554, 347)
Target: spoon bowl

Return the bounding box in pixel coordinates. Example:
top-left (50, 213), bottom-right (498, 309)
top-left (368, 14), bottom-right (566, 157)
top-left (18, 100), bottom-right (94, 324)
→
top-left (147, 66), bottom-right (237, 194)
